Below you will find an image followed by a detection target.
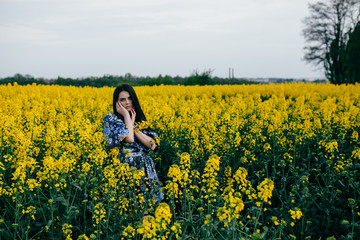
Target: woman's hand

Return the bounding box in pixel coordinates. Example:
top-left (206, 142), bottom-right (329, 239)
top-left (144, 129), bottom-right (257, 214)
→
top-left (116, 101), bottom-right (129, 117)
top-left (117, 102), bottom-right (135, 143)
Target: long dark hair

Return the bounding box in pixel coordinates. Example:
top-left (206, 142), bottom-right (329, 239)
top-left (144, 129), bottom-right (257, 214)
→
top-left (113, 84), bottom-right (147, 124)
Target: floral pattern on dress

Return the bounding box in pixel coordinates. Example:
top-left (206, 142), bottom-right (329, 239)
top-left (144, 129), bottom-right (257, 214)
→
top-left (102, 113), bottom-right (163, 203)
top-left (102, 113), bottom-right (129, 148)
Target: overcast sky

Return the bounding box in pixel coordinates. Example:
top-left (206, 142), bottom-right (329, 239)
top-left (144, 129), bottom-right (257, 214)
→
top-left (0, 0), bottom-right (322, 79)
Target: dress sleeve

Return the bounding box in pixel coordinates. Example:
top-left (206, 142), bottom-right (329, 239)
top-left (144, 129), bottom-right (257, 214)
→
top-left (102, 113), bottom-right (129, 148)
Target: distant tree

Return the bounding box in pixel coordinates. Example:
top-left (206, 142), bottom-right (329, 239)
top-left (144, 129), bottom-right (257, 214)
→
top-left (14, 73), bottom-right (24, 79)
top-left (124, 73), bottom-right (136, 82)
top-left (184, 69), bottom-right (213, 85)
top-left (343, 22), bottom-right (360, 83)
top-left (302, 0), bottom-right (360, 84)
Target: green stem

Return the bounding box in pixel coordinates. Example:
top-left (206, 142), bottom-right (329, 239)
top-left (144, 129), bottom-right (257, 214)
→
top-left (253, 202), bottom-right (263, 233)
top-left (14, 191), bottom-right (23, 240)
top-left (232, 218), bottom-right (236, 239)
top-left (83, 185), bottom-right (88, 234)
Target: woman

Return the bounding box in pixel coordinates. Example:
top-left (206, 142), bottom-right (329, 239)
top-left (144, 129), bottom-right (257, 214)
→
top-left (102, 83), bottom-right (163, 204)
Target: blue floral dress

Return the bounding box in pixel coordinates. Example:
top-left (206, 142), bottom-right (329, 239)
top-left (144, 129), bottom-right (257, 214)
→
top-left (102, 113), bottom-right (163, 203)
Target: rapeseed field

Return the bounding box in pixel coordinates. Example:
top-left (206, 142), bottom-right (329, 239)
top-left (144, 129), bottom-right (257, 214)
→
top-left (0, 83), bottom-right (359, 239)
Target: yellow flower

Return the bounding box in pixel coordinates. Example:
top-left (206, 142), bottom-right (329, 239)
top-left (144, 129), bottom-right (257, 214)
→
top-left (122, 225), bottom-right (135, 238)
top-left (92, 203), bottom-right (106, 225)
top-left (77, 234), bottom-right (89, 240)
top-left (26, 178), bottom-right (41, 191)
top-left (271, 216), bottom-right (280, 226)
top-left (136, 203), bottom-right (173, 239)
top-left (217, 187), bottom-right (244, 226)
top-left (289, 208), bottom-right (303, 220)
top-left (62, 223), bottom-right (73, 240)
top-left (257, 178), bottom-right (274, 203)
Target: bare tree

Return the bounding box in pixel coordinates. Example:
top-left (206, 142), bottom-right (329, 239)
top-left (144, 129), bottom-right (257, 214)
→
top-left (302, 0), bottom-right (360, 84)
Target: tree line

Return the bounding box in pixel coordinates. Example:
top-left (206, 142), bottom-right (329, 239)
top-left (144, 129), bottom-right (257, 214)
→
top-left (0, 72), bottom-right (328, 87)
top-left (0, 71), bottom-right (261, 87)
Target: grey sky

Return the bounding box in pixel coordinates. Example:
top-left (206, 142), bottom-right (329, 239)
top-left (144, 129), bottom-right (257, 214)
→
top-left (0, 0), bottom-right (322, 79)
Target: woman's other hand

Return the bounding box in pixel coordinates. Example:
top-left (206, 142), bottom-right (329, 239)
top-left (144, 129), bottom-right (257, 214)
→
top-left (130, 108), bottom-right (136, 124)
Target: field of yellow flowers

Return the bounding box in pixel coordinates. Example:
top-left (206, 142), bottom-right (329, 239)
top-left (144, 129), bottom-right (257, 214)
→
top-left (1, 83), bottom-right (359, 239)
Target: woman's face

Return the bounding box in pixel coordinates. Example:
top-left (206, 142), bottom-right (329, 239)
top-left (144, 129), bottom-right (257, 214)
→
top-left (118, 91), bottom-right (133, 111)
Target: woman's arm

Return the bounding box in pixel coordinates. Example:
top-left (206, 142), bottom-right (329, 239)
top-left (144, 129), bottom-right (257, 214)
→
top-left (135, 131), bottom-right (157, 150)
top-left (116, 102), bottom-right (134, 143)
top-left (122, 114), bottom-right (134, 143)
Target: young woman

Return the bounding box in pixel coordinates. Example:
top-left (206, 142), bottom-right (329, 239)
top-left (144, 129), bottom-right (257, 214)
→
top-left (102, 83), bottom-right (163, 203)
